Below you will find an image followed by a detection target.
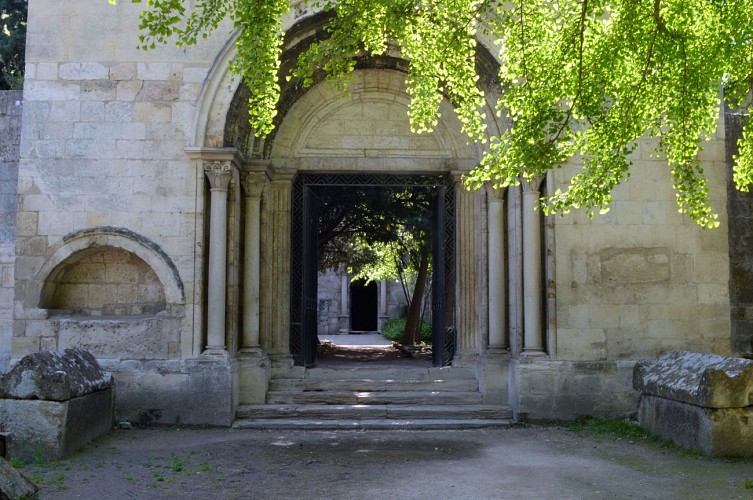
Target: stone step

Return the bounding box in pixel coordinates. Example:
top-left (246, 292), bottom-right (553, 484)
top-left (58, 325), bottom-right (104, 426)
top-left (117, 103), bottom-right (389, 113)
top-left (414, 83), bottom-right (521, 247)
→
top-left (279, 366), bottom-right (476, 381)
top-left (232, 418), bottom-right (513, 430)
top-left (235, 403), bottom-right (513, 420)
top-left (268, 377), bottom-right (479, 393)
top-left (265, 390), bottom-right (484, 405)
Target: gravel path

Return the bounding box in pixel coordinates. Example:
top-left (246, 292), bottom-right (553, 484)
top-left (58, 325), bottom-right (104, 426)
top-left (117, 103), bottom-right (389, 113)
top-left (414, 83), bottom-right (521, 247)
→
top-left (14, 425), bottom-right (753, 499)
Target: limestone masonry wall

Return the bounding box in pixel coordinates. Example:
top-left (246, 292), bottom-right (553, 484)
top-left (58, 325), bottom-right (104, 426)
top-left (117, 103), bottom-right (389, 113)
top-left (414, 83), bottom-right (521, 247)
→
top-left (0, 90), bottom-right (22, 371)
top-left (550, 128), bottom-right (730, 361)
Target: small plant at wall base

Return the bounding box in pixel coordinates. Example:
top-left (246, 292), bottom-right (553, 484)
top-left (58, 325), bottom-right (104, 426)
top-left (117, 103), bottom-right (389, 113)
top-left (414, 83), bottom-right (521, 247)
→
top-left (382, 318), bottom-right (431, 344)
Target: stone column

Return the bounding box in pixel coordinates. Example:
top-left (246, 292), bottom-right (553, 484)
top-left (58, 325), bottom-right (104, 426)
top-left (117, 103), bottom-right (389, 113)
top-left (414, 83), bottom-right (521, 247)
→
top-left (488, 186), bottom-right (507, 351)
top-left (378, 280), bottom-right (388, 332)
top-left (204, 161), bottom-right (233, 355)
top-left (522, 182), bottom-right (545, 355)
top-left (240, 171), bottom-right (268, 351)
top-left (338, 271), bottom-right (349, 334)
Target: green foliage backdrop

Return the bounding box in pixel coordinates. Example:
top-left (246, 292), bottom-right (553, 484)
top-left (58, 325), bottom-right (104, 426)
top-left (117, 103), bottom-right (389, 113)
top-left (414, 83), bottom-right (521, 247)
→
top-left (0, 0), bottom-right (26, 90)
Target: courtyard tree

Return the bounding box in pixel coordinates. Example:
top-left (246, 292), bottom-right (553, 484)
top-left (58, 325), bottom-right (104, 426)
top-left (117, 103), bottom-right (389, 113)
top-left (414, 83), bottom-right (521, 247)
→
top-left (315, 185), bottom-right (434, 346)
top-left (113, 0), bottom-right (753, 229)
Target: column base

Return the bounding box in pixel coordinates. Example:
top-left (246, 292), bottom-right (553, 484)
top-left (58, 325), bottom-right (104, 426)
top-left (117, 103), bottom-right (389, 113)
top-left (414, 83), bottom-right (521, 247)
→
top-left (202, 347), bottom-right (229, 357)
top-left (378, 315), bottom-right (389, 332)
top-left (487, 346), bottom-right (510, 355)
top-left (479, 349), bottom-right (511, 405)
top-left (522, 349), bottom-right (547, 358)
top-left (338, 315), bottom-right (349, 334)
top-left (451, 351), bottom-right (479, 368)
top-left (238, 346), bottom-right (264, 355)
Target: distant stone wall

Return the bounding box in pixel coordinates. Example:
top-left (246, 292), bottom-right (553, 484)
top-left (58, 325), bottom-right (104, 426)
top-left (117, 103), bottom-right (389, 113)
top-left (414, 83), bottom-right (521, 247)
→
top-left (0, 91), bottom-right (22, 371)
top-left (725, 110), bottom-right (753, 357)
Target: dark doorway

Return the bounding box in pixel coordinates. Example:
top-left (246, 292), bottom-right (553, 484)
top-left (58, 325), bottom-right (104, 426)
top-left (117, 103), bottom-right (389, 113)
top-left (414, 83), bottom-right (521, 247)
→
top-left (290, 174), bottom-right (456, 368)
top-left (350, 280), bottom-right (377, 332)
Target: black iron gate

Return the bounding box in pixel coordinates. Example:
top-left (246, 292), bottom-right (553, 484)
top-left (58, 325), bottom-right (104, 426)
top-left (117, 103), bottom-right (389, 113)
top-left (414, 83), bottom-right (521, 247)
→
top-left (290, 173), bottom-right (456, 367)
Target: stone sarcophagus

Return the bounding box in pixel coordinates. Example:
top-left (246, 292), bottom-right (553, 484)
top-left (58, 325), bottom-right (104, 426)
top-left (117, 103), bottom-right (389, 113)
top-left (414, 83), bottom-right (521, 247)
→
top-left (633, 350), bottom-right (753, 456)
top-left (0, 348), bottom-right (114, 460)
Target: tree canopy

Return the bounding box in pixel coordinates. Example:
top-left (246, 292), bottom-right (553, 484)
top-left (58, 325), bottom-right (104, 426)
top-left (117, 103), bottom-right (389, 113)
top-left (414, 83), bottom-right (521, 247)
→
top-left (0, 0), bottom-right (26, 90)
top-left (314, 184), bottom-right (434, 344)
top-left (117, 0), bottom-right (753, 227)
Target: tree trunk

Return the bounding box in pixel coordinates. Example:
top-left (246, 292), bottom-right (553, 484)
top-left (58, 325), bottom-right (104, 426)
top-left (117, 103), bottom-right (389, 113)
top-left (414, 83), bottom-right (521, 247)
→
top-left (400, 244), bottom-right (430, 345)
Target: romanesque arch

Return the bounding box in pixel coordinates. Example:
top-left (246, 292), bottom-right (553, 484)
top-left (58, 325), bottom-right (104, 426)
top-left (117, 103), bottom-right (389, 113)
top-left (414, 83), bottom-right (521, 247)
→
top-left (29, 226), bottom-right (185, 312)
top-left (187, 10), bottom-right (550, 378)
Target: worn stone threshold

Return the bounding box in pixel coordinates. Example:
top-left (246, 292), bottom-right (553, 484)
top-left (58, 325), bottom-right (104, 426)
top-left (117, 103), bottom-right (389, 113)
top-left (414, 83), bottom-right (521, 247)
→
top-left (232, 418), bottom-right (513, 430)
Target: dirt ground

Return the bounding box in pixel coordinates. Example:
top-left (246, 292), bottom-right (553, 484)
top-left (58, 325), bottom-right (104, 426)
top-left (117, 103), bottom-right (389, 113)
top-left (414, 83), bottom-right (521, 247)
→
top-left (14, 425), bottom-right (753, 499)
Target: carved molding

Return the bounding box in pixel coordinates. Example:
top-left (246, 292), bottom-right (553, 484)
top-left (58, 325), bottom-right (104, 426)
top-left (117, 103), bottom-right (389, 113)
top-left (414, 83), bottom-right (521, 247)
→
top-left (204, 161), bottom-right (233, 190)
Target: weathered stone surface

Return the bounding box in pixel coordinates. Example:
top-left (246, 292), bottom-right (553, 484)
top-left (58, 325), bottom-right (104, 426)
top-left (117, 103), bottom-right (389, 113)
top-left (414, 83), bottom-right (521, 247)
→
top-left (633, 350), bottom-right (753, 408)
top-left (0, 388), bottom-right (114, 461)
top-left (637, 394), bottom-right (753, 457)
top-left (0, 348), bottom-right (112, 401)
top-left (0, 456), bottom-right (37, 499)
top-left (600, 247), bottom-right (671, 285)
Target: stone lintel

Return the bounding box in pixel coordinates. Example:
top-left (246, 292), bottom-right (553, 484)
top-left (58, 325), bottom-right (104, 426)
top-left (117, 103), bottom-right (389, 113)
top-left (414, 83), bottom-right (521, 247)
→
top-left (633, 350), bottom-right (753, 408)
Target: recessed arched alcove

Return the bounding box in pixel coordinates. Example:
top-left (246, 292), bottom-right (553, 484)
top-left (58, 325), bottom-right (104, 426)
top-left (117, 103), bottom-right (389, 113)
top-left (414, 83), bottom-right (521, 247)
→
top-left (40, 246), bottom-right (166, 317)
top-left (21, 227), bottom-right (185, 360)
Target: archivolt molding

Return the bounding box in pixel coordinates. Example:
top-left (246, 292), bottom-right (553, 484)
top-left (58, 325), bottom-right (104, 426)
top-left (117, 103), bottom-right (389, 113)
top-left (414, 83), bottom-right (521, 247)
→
top-left (272, 72), bottom-right (462, 161)
top-left (28, 227), bottom-right (186, 309)
top-left (192, 8), bottom-right (324, 148)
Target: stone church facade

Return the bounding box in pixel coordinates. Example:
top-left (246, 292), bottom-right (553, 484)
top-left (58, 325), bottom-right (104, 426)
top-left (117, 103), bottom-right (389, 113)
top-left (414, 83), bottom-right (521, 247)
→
top-left (0, 1), bottom-right (744, 424)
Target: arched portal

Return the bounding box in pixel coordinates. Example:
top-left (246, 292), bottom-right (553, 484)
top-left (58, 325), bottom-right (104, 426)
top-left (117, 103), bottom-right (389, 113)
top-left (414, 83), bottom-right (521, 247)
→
top-left (187, 11), bottom-right (546, 408)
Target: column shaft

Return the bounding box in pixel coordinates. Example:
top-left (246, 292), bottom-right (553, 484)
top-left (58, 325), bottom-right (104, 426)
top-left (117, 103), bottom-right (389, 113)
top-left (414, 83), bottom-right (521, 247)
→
top-left (522, 188), bottom-right (545, 354)
top-left (488, 189), bottom-right (507, 350)
top-left (204, 162), bottom-right (232, 353)
top-left (241, 173), bottom-right (266, 350)
top-left (378, 280), bottom-right (388, 331)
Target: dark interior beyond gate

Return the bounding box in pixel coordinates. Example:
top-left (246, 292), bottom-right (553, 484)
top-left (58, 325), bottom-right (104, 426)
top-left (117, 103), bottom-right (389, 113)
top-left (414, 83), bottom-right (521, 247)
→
top-left (350, 280), bottom-right (377, 332)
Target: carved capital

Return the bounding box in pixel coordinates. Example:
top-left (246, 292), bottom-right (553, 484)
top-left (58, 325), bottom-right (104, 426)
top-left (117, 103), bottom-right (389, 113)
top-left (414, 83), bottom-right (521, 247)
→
top-left (240, 172), bottom-right (268, 199)
top-left (521, 174), bottom-right (545, 194)
top-left (486, 184), bottom-right (507, 202)
top-left (204, 161), bottom-right (232, 190)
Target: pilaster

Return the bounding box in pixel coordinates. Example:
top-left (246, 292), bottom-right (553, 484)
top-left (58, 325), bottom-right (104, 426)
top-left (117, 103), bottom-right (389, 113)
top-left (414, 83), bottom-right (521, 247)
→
top-left (266, 170), bottom-right (294, 363)
top-left (338, 271), bottom-right (349, 334)
top-left (454, 172), bottom-right (480, 365)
